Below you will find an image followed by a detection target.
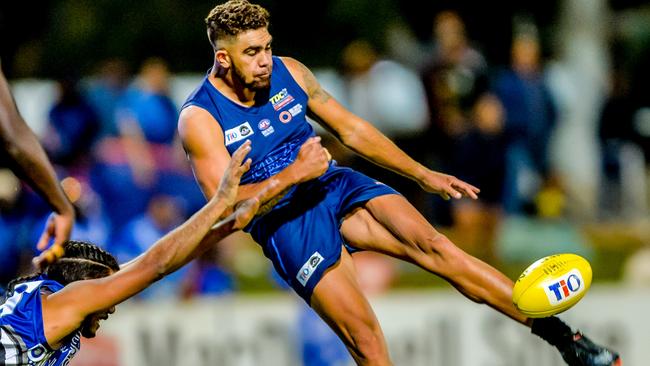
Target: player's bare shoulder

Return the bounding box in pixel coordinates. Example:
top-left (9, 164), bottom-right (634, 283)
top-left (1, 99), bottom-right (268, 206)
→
top-left (280, 57), bottom-right (331, 104)
top-left (178, 105), bottom-right (225, 151)
top-left (179, 105), bottom-right (218, 130)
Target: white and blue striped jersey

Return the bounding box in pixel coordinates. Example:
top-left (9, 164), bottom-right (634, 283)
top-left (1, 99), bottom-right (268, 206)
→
top-left (0, 276), bottom-right (80, 365)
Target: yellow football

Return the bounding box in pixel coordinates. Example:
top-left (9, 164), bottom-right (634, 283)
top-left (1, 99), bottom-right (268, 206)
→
top-left (512, 253), bottom-right (592, 318)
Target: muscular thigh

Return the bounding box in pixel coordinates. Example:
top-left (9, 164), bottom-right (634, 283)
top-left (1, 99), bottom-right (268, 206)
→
top-left (310, 247), bottom-right (387, 357)
top-left (340, 194), bottom-right (450, 264)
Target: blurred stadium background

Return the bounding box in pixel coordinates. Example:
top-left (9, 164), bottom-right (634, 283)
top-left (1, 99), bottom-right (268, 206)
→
top-left (1, 0), bottom-right (650, 365)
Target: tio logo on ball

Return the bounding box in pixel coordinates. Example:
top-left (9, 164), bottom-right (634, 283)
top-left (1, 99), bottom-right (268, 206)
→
top-left (544, 269), bottom-right (584, 305)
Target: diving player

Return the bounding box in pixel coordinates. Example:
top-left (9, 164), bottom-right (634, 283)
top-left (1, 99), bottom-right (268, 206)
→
top-left (0, 142), bottom-right (264, 365)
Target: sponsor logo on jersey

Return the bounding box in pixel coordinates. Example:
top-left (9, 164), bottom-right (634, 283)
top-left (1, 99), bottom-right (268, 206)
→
top-left (258, 119), bottom-right (275, 137)
top-left (543, 269), bottom-right (583, 305)
top-left (297, 252), bottom-right (324, 286)
top-left (224, 122), bottom-right (254, 146)
top-left (258, 119), bottom-right (271, 130)
top-left (288, 103), bottom-right (303, 117)
top-left (279, 103), bottom-right (303, 124)
top-left (269, 88), bottom-right (295, 111)
top-left (279, 110), bottom-right (292, 123)
top-left (27, 345), bottom-right (47, 362)
top-left (240, 124), bottom-right (252, 136)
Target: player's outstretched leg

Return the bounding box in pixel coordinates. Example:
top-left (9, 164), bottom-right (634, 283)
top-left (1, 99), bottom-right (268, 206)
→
top-left (341, 196), bottom-right (526, 323)
top-left (340, 194), bottom-right (621, 366)
top-left (310, 247), bottom-right (392, 366)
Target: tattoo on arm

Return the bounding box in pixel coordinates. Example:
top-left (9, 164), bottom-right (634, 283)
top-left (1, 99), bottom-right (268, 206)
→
top-left (298, 62), bottom-right (331, 103)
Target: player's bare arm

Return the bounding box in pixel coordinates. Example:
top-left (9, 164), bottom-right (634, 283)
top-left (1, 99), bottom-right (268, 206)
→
top-left (179, 104), bottom-right (329, 206)
top-left (282, 57), bottom-right (480, 201)
top-left (0, 68), bottom-right (75, 258)
top-left (39, 142), bottom-right (259, 347)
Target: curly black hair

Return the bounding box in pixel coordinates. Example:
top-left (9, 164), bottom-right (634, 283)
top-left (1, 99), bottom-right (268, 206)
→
top-left (205, 0), bottom-right (270, 49)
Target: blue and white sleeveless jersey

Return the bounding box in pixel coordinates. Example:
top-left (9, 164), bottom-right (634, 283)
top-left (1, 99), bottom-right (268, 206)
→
top-left (0, 276), bottom-right (81, 365)
top-left (182, 56), bottom-right (314, 185)
top-left (182, 56), bottom-right (398, 302)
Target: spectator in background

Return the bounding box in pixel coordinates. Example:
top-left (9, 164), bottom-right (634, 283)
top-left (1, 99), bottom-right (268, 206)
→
top-left (493, 29), bottom-right (558, 216)
top-left (42, 76), bottom-right (100, 175)
top-left (91, 57), bottom-right (203, 232)
top-left (338, 39), bottom-right (430, 212)
top-left (421, 10), bottom-right (490, 224)
top-left (84, 58), bottom-right (130, 138)
top-left (115, 57), bottom-right (178, 189)
top-left (339, 39), bottom-right (428, 139)
top-left (448, 94), bottom-right (506, 265)
top-left (421, 10), bottom-right (489, 161)
top-left (27, 177), bottom-right (110, 254)
top-left (0, 171), bottom-right (28, 286)
top-left (598, 49), bottom-right (647, 218)
top-left (108, 194), bottom-right (188, 300)
top-left (180, 246), bottom-right (236, 298)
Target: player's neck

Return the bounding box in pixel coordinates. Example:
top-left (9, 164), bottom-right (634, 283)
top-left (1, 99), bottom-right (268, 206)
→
top-left (210, 64), bottom-right (257, 107)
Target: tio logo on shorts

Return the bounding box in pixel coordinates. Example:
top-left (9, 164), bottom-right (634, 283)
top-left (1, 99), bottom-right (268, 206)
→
top-left (297, 252), bottom-right (324, 286)
top-left (544, 269), bottom-right (584, 305)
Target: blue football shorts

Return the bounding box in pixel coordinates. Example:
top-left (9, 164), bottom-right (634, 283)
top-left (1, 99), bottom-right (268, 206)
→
top-left (248, 163), bottom-right (399, 303)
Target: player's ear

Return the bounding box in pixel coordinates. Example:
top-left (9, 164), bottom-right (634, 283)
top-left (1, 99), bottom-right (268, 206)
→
top-left (216, 50), bottom-right (231, 69)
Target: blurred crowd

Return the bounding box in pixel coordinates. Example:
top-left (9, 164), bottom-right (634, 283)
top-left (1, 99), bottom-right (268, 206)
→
top-left (1, 7), bottom-right (649, 316)
top-left (1, 5), bottom-right (649, 366)
top-left (0, 57), bottom-right (225, 299)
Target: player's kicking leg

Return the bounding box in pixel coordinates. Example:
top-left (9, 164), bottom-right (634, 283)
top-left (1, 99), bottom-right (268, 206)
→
top-left (340, 194), bottom-right (621, 366)
top-left (310, 247), bottom-right (392, 366)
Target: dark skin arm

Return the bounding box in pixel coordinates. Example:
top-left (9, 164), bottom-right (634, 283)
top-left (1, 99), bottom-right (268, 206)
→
top-left (40, 141), bottom-right (268, 346)
top-left (281, 56), bottom-right (480, 201)
top-left (178, 105), bottom-right (329, 210)
top-left (0, 64), bottom-right (74, 259)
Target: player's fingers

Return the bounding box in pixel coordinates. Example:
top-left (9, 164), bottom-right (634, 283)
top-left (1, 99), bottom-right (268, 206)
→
top-left (49, 244), bottom-right (64, 260)
top-left (36, 229), bottom-right (52, 251)
top-left (446, 186), bottom-right (463, 200)
top-left (464, 188), bottom-right (479, 200)
top-left (51, 226), bottom-right (69, 249)
top-left (324, 148), bottom-right (332, 161)
top-left (241, 158), bottom-right (252, 172)
top-left (232, 196), bottom-right (261, 229)
top-left (466, 182), bottom-right (481, 194)
top-left (231, 140), bottom-right (252, 166)
top-left (304, 136), bottom-right (321, 147)
top-left (455, 182), bottom-right (479, 200)
top-left (32, 244), bottom-right (63, 269)
top-left (241, 196), bottom-right (261, 215)
top-left (234, 157), bottom-right (252, 178)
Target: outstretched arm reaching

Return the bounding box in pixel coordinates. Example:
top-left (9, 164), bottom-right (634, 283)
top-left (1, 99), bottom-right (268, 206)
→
top-left (0, 66), bottom-right (75, 260)
top-left (40, 141), bottom-right (267, 346)
top-left (282, 57), bottom-right (480, 201)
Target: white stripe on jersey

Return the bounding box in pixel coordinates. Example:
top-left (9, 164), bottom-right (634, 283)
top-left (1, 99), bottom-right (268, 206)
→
top-left (1, 325), bottom-right (23, 365)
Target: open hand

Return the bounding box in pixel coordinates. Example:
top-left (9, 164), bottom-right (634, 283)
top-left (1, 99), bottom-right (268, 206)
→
top-left (418, 170), bottom-right (480, 200)
top-left (216, 140), bottom-right (252, 206)
top-left (33, 210), bottom-right (74, 269)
